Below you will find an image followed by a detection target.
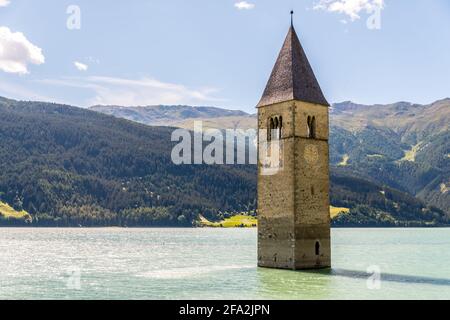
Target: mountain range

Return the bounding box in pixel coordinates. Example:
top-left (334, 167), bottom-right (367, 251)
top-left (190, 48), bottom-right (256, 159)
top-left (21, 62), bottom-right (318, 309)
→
top-left (90, 104), bottom-right (253, 129)
top-left (91, 99), bottom-right (450, 215)
top-left (0, 96), bottom-right (447, 227)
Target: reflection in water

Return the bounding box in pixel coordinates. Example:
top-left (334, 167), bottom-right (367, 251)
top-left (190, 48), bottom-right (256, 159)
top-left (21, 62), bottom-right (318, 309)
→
top-left (257, 267), bottom-right (332, 300)
top-left (331, 269), bottom-right (450, 287)
top-left (257, 267), bottom-right (450, 300)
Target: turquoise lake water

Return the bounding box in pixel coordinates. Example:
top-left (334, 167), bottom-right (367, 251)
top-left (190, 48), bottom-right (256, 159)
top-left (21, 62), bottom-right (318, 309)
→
top-left (0, 228), bottom-right (449, 300)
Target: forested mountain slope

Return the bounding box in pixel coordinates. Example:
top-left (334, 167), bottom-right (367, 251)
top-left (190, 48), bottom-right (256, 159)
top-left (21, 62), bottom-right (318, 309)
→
top-left (91, 99), bottom-right (449, 214)
top-left (0, 97), bottom-right (447, 227)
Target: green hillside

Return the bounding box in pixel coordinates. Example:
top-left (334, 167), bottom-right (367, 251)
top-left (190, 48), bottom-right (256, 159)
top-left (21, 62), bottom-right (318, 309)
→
top-left (329, 100), bottom-right (449, 214)
top-left (92, 99), bottom-right (449, 215)
top-left (0, 97), bottom-right (447, 227)
top-left (0, 201), bottom-right (32, 225)
top-left (0, 97), bottom-right (256, 227)
top-left (330, 171), bottom-right (447, 227)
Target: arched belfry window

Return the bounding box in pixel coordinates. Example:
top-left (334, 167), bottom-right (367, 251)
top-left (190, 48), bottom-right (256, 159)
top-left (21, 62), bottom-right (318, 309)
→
top-left (274, 117), bottom-right (279, 139)
top-left (268, 118), bottom-right (275, 141)
top-left (311, 117), bottom-right (316, 138)
top-left (267, 116), bottom-right (283, 141)
top-left (278, 116), bottom-right (283, 139)
top-left (307, 116), bottom-right (316, 139)
top-left (307, 116), bottom-right (311, 138)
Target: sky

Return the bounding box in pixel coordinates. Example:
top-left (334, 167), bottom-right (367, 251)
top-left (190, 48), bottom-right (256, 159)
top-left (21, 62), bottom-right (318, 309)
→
top-left (0, 0), bottom-right (449, 113)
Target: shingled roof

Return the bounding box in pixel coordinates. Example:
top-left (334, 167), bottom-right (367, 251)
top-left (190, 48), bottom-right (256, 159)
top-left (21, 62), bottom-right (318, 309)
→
top-left (257, 26), bottom-right (329, 107)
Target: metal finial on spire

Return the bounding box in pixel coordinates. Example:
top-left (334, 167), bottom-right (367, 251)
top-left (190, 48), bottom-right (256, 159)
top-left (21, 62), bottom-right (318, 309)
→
top-left (290, 10), bottom-right (294, 26)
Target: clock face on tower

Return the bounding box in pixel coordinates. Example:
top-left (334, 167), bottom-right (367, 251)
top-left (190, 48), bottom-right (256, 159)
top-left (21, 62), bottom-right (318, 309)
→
top-left (304, 144), bottom-right (319, 164)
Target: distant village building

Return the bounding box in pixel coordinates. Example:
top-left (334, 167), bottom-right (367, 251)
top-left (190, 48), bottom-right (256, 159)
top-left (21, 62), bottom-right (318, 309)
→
top-left (257, 16), bottom-right (331, 270)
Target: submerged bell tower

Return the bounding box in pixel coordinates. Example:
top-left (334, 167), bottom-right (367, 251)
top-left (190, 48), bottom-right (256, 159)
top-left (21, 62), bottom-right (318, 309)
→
top-left (257, 13), bottom-right (331, 270)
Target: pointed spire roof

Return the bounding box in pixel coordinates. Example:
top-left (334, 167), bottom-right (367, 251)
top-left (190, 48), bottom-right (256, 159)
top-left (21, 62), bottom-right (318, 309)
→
top-left (257, 26), bottom-right (329, 107)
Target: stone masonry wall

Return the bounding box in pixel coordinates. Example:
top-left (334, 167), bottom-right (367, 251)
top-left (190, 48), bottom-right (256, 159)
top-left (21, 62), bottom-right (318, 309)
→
top-left (257, 100), bottom-right (331, 270)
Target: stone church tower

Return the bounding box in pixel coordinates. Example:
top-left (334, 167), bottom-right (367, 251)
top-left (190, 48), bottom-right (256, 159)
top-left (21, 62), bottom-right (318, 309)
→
top-left (257, 21), bottom-right (331, 270)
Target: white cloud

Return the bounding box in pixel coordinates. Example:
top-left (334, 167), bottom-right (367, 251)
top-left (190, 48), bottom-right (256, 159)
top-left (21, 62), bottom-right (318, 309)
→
top-left (38, 76), bottom-right (223, 106)
top-left (74, 61), bottom-right (88, 71)
top-left (86, 56), bottom-right (100, 64)
top-left (0, 26), bottom-right (45, 74)
top-left (314, 0), bottom-right (384, 21)
top-left (234, 1), bottom-right (255, 10)
top-left (0, 0), bottom-right (10, 7)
